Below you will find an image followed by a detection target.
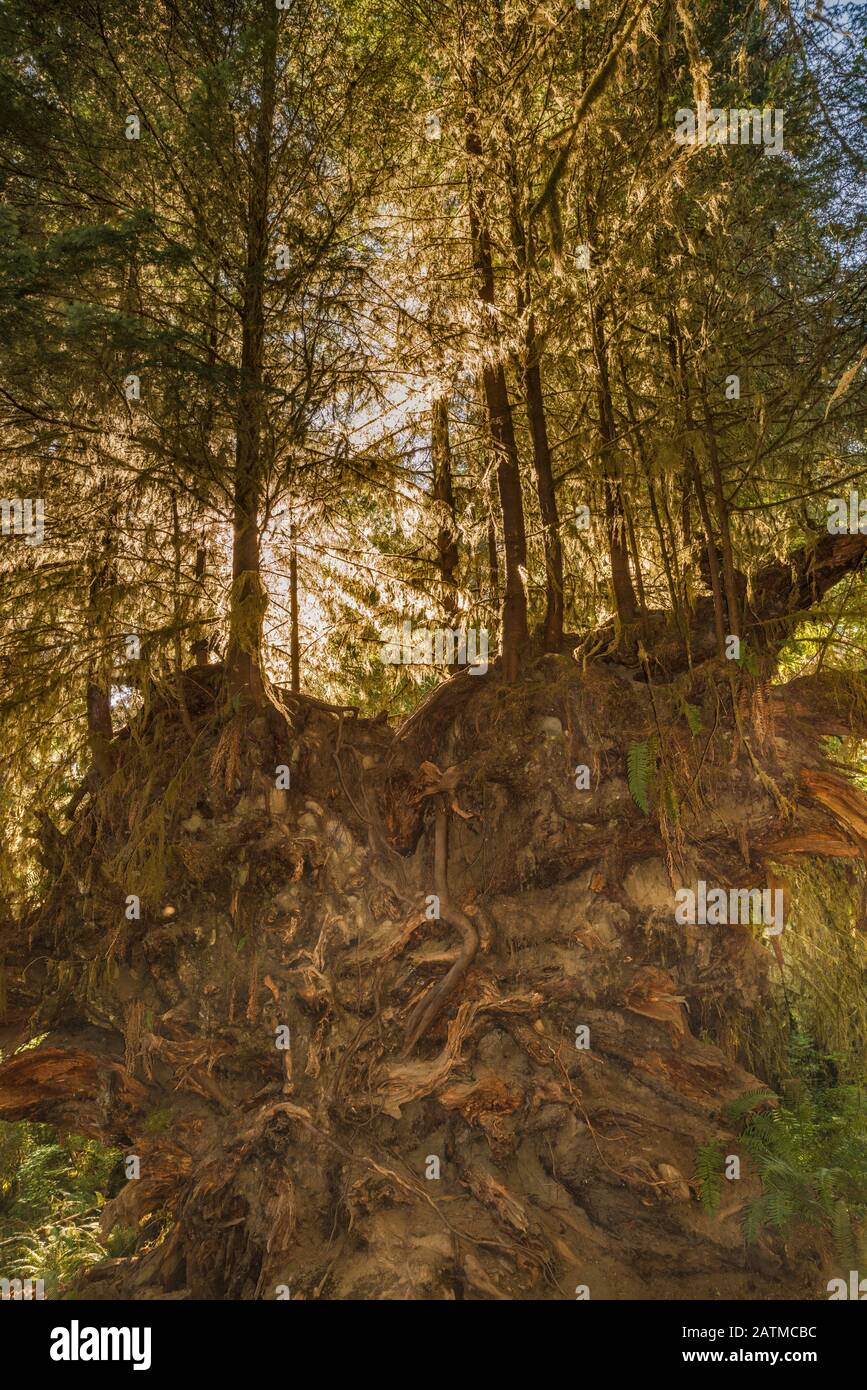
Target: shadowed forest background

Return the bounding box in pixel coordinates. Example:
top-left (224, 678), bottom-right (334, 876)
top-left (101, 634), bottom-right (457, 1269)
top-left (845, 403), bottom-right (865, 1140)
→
top-left (1, 0), bottom-right (867, 1301)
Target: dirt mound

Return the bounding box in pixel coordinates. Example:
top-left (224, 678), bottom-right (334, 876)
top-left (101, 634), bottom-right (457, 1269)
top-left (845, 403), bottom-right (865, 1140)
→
top-left (1, 656), bottom-right (850, 1299)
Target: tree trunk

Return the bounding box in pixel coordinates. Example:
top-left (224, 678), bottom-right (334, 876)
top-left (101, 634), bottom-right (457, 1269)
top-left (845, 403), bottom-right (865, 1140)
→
top-left (227, 1), bottom-right (279, 709)
top-left (465, 103), bottom-right (528, 682)
top-left (523, 341), bottom-right (564, 653)
top-left (431, 396), bottom-right (460, 624)
top-left (84, 680), bottom-right (113, 782)
top-left (289, 522), bottom-right (300, 694)
top-left (508, 179), bottom-right (564, 653)
top-left (192, 540), bottom-right (209, 667)
top-left (592, 306), bottom-right (638, 629)
top-left (701, 391), bottom-right (741, 641)
top-left (85, 514), bottom-right (115, 783)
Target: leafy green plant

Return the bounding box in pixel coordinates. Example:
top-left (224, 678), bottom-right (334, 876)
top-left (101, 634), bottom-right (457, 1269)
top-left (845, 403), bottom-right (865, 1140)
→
top-left (0, 1121), bottom-right (123, 1296)
top-left (696, 1037), bottom-right (867, 1263)
top-left (738, 1083), bottom-right (867, 1262)
top-left (695, 1141), bottom-right (725, 1214)
top-left (714, 1043), bottom-right (867, 1264)
top-left (722, 1089), bottom-right (778, 1126)
top-left (627, 737), bottom-right (657, 815)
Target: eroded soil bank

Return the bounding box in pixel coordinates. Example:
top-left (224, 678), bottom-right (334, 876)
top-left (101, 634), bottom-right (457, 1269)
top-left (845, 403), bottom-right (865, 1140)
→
top-left (2, 654), bottom-right (859, 1299)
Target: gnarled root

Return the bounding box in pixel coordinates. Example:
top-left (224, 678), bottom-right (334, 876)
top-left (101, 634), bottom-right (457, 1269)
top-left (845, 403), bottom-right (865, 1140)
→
top-left (402, 798), bottom-right (479, 1054)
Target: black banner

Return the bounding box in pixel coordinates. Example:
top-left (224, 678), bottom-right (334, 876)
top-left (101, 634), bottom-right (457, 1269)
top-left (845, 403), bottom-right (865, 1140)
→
top-left (1, 1297), bottom-right (861, 1377)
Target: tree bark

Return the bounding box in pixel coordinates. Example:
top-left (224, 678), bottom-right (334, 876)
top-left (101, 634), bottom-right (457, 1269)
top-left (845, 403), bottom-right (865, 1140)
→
top-left (86, 513), bottom-right (115, 782)
top-left (431, 396), bottom-right (460, 624)
top-left (289, 522), bottom-right (300, 694)
top-left (523, 341), bottom-right (564, 653)
top-left (227, 1), bottom-right (279, 708)
top-left (465, 100), bottom-right (528, 682)
top-left (701, 392), bottom-right (741, 641)
top-left (192, 540), bottom-right (209, 667)
top-left (749, 530), bottom-right (867, 637)
top-left (592, 305), bottom-right (638, 628)
top-left (508, 179), bottom-right (564, 652)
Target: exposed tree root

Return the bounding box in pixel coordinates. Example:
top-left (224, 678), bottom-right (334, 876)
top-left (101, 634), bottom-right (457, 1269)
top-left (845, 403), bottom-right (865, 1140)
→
top-left (1, 652), bottom-right (864, 1299)
top-left (403, 802), bottom-right (480, 1055)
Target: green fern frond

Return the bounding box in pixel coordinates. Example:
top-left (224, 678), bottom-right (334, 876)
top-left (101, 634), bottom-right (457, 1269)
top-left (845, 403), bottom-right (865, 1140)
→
top-left (731, 1069), bottom-right (867, 1256)
top-left (743, 1195), bottom-right (770, 1244)
top-left (766, 1189), bottom-right (794, 1229)
top-left (723, 1089), bottom-right (778, 1127)
top-left (694, 1141), bottom-right (725, 1214)
top-left (681, 700), bottom-right (702, 736)
top-left (831, 1201), bottom-right (858, 1266)
top-left (627, 737), bottom-right (656, 815)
